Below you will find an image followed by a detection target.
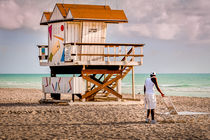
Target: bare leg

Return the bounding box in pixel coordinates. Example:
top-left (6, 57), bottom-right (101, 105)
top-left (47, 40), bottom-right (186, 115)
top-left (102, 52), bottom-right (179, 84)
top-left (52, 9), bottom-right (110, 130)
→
top-left (151, 109), bottom-right (155, 120)
top-left (147, 109), bottom-right (151, 118)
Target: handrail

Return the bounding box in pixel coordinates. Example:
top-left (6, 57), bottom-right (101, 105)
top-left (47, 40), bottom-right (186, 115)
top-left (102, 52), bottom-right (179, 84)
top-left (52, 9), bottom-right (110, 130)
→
top-left (121, 47), bottom-right (133, 61)
top-left (64, 42), bottom-right (144, 47)
top-left (64, 42), bottom-right (144, 63)
top-left (37, 43), bottom-right (144, 65)
top-left (77, 54), bottom-right (144, 57)
top-left (37, 45), bottom-right (48, 48)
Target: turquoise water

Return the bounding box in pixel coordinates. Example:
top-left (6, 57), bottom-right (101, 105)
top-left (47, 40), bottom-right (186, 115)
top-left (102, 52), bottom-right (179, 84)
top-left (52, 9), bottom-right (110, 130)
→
top-left (0, 74), bottom-right (210, 97)
top-left (123, 74), bottom-right (210, 98)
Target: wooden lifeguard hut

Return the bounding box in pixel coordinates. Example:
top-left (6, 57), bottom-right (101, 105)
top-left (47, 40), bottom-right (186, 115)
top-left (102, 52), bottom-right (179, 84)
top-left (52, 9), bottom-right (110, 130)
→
top-left (38, 3), bottom-right (144, 101)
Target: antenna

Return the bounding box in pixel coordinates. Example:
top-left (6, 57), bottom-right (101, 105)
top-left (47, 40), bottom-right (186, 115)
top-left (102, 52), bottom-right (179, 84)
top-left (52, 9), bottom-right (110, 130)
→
top-left (57, 0), bottom-right (64, 4)
top-left (116, 0), bottom-right (118, 9)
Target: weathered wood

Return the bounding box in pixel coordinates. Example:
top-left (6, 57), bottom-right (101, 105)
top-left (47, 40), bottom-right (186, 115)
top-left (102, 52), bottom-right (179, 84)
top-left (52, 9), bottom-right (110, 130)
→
top-left (83, 86), bottom-right (102, 99)
top-left (117, 79), bottom-right (121, 95)
top-left (104, 85), bottom-right (122, 99)
top-left (78, 54), bottom-right (144, 57)
top-left (119, 46), bottom-right (121, 56)
top-left (114, 46), bottom-right (116, 61)
top-left (121, 66), bottom-right (132, 73)
top-left (122, 98), bottom-right (140, 101)
top-left (39, 55), bottom-right (48, 60)
top-left (103, 74), bottom-right (113, 83)
top-left (37, 45), bottom-right (48, 48)
top-left (39, 99), bottom-right (70, 105)
top-left (84, 75), bottom-right (122, 88)
top-left (94, 97), bottom-right (118, 101)
top-left (86, 74), bottom-right (91, 93)
top-left (81, 22), bottom-right (105, 62)
top-left (82, 76), bottom-right (103, 99)
top-left (82, 69), bottom-right (122, 74)
top-left (91, 74), bottom-right (104, 90)
top-left (64, 42), bottom-right (144, 47)
top-left (103, 74), bottom-right (114, 96)
top-left (125, 47), bottom-right (127, 61)
top-left (38, 4), bottom-right (146, 103)
top-left (41, 19), bottom-right (128, 25)
top-left (107, 46), bottom-right (110, 62)
top-left (49, 65), bottom-right (120, 74)
top-left (132, 66), bottom-right (135, 99)
top-left (132, 46), bottom-right (135, 61)
top-left (105, 66), bottom-right (132, 97)
top-left (82, 74), bottom-right (122, 99)
top-left (121, 47), bottom-right (133, 61)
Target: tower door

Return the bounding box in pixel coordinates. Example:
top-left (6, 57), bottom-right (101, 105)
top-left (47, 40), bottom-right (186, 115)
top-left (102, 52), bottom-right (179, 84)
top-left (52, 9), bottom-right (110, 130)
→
top-left (65, 22), bottom-right (82, 61)
top-left (66, 22), bottom-right (81, 43)
top-left (81, 22), bottom-right (107, 62)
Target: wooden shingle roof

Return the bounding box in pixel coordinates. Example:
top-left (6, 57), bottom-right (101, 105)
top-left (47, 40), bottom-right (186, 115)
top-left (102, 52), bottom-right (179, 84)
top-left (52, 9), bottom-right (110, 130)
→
top-left (40, 3), bottom-right (128, 25)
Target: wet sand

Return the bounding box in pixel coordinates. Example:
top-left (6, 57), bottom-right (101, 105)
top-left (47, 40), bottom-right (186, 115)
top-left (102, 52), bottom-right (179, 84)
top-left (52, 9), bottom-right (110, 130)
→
top-left (0, 88), bottom-right (209, 139)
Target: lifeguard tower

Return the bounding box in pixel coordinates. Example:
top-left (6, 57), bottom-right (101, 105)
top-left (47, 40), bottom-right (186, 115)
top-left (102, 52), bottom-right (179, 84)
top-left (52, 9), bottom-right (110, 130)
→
top-left (38, 3), bottom-right (144, 101)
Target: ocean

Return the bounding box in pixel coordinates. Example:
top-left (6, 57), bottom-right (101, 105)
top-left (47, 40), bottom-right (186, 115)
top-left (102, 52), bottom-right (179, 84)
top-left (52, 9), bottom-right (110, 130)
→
top-left (0, 74), bottom-right (209, 98)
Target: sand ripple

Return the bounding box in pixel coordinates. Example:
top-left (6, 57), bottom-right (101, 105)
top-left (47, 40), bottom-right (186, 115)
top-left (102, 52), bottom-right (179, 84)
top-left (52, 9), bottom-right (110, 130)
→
top-left (0, 88), bottom-right (209, 139)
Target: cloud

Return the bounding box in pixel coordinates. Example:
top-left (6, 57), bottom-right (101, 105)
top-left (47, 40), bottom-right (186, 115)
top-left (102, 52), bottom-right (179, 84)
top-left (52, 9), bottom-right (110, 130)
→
top-left (117, 23), bottom-right (179, 40)
top-left (116, 0), bottom-right (210, 42)
top-left (0, 0), bottom-right (210, 43)
top-left (0, 0), bottom-right (23, 29)
top-left (0, 0), bottom-right (51, 30)
top-left (0, 0), bottom-right (116, 30)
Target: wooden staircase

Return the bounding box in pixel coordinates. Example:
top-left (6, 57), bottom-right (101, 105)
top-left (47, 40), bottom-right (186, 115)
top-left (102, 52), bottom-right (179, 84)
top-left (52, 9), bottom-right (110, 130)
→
top-left (103, 47), bottom-right (135, 97)
top-left (104, 66), bottom-right (132, 97)
top-left (81, 47), bottom-right (135, 101)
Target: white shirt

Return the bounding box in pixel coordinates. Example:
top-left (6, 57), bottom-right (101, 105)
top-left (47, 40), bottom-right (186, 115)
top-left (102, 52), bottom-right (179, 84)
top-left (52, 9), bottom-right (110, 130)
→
top-left (145, 78), bottom-right (155, 95)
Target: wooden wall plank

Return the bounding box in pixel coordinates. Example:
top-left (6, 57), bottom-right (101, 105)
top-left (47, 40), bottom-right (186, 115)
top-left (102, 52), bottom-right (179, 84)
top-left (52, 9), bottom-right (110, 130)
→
top-left (82, 69), bottom-right (122, 74)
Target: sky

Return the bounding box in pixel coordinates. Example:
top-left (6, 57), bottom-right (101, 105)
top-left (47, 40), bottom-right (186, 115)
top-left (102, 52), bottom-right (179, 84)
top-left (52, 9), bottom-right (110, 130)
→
top-left (0, 0), bottom-right (210, 74)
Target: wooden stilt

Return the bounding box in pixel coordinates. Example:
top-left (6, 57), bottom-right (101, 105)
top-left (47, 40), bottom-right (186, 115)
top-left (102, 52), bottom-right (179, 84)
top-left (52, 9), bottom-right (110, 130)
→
top-left (117, 79), bottom-right (121, 95)
top-left (132, 66), bottom-right (135, 99)
top-left (44, 93), bottom-right (46, 100)
top-left (42, 85), bottom-right (46, 100)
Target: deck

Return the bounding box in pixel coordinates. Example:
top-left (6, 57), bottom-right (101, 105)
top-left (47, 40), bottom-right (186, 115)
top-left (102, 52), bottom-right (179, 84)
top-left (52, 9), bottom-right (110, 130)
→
top-left (38, 43), bottom-right (144, 67)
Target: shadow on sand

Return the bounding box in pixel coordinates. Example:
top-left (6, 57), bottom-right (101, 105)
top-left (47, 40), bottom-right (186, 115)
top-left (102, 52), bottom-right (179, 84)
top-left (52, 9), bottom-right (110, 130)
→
top-left (0, 103), bottom-right (49, 107)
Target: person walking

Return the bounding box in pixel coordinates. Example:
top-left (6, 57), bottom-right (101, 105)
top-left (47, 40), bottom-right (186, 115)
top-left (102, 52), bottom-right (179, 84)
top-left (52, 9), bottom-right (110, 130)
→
top-left (144, 72), bottom-right (164, 124)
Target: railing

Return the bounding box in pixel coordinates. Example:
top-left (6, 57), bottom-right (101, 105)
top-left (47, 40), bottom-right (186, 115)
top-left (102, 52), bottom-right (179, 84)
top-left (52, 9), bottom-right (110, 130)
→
top-left (37, 43), bottom-right (144, 65)
top-left (38, 45), bottom-right (48, 63)
top-left (64, 43), bottom-right (144, 64)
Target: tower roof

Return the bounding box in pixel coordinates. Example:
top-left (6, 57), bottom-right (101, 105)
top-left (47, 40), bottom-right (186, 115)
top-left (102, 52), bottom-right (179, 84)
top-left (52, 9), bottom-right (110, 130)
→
top-left (40, 3), bottom-right (128, 25)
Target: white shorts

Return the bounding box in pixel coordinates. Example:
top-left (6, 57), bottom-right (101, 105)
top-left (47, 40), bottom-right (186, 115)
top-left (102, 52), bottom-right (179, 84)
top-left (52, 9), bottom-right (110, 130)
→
top-left (144, 94), bottom-right (156, 109)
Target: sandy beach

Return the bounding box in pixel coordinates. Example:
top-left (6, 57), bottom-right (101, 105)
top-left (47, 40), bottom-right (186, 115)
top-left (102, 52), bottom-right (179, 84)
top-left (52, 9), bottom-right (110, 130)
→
top-left (0, 88), bottom-right (209, 139)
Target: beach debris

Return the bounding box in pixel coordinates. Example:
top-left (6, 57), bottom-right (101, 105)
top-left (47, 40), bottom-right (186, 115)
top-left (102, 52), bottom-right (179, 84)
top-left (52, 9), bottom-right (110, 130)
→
top-left (39, 99), bottom-right (70, 106)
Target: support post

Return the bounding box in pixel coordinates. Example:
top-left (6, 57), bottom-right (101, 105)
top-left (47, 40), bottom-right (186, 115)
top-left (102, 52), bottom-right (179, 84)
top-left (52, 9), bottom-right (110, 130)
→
top-left (132, 66), bottom-right (135, 99)
top-left (117, 79), bottom-right (121, 96)
top-left (44, 93), bottom-right (46, 100)
top-left (42, 85), bottom-right (46, 100)
top-left (125, 46), bottom-right (127, 62)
